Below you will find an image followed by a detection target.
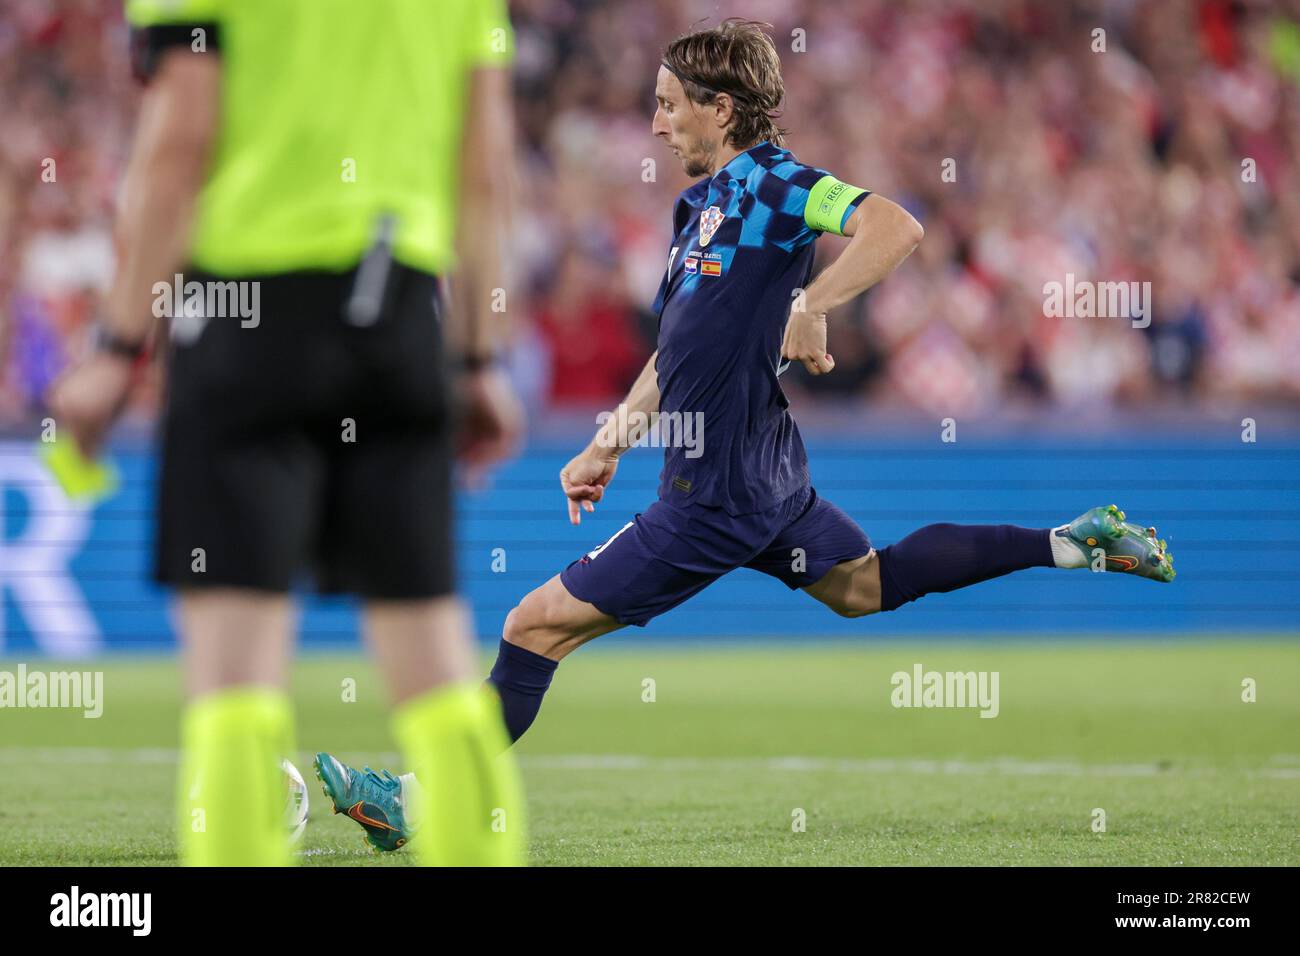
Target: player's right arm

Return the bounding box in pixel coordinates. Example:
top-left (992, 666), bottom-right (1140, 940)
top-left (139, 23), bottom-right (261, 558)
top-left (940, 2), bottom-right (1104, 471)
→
top-left (560, 350), bottom-right (659, 525)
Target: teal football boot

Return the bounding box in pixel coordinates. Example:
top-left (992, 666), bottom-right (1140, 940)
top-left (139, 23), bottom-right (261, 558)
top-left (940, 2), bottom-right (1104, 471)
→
top-left (1056, 504), bottom-right (1175, 582)
top-left (313, 752), bottom-right (411, 852)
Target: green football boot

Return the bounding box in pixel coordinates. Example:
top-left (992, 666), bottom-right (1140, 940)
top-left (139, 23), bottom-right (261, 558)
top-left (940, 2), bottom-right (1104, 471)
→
top-left (1056, 504), bottom-right (1175, 582)
top-left (313, 752), bottom-right (411, 852)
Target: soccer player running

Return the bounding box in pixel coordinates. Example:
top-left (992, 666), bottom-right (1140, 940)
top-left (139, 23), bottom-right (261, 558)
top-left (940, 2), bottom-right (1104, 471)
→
top-left (47, 0), bottom-right (526, 865)
top-left (320, 18), bottom-right (1174, 851)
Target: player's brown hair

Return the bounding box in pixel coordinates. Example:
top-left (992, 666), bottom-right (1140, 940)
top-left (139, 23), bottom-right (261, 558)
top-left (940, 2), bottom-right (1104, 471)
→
top-left (662, 18), bottom-right (787, 148)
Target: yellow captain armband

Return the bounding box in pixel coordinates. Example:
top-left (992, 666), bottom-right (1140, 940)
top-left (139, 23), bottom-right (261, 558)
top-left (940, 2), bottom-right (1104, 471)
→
top-left (804, 175), bottom-right (869, 235)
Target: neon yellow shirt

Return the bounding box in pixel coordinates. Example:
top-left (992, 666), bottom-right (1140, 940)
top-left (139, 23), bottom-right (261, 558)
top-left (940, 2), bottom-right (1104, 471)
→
top-left (126, 0), bottom-right (513, 276)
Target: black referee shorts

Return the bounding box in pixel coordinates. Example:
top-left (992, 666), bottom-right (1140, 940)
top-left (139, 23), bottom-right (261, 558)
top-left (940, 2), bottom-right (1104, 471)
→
top-left (154, 263), bottom-right (455, 599)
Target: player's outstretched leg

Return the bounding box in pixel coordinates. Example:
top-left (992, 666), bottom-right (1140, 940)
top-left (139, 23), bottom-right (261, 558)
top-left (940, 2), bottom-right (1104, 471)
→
top-left (872, 504), bottom-right (1174, 613)
top-left (878, 504), bottom-right (1175, 608)
top-left (805, 504), bottom-right (1174, 618)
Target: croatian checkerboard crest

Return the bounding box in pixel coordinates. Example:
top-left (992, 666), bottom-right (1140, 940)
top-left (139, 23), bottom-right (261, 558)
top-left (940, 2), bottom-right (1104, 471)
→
top-left (699, 205), bottom-right (724, 246)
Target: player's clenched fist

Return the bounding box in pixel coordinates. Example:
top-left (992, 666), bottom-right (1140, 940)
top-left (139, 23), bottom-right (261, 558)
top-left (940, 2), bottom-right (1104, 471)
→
top-left (781, 307), bottom-right (835, 376)
top-left (560, 448), bottom-right (619, 525)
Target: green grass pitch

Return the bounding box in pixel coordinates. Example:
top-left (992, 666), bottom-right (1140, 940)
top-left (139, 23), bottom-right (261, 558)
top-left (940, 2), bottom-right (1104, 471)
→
top-left (2, 638), bottom-right (1297, 866)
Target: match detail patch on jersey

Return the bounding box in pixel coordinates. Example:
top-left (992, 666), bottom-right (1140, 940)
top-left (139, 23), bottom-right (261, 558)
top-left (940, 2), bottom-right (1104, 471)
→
top-left (698, 206), bottom-right (724, 246)
top-left (684, 251), bottom-right (723, 277)
top-left (805, 175), bottom-right (868, 235)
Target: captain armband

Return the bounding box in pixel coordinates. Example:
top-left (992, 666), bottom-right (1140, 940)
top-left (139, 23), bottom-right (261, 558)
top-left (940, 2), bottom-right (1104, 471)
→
top-left (804, 175), bottom-right (870, 236)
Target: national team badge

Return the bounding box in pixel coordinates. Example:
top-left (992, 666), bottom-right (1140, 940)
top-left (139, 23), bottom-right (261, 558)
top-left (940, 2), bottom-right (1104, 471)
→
top-left (698, 206), bottom-right (724, 247)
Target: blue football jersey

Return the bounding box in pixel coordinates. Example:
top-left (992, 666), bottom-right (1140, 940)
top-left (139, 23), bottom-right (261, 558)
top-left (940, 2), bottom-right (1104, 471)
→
top-left (650, 141), bottom-right (868, 515)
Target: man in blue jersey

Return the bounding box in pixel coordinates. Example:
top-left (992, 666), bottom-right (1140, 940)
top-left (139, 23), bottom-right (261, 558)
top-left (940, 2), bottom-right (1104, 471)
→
top-left (320, 19), bottom-right (1173, 848)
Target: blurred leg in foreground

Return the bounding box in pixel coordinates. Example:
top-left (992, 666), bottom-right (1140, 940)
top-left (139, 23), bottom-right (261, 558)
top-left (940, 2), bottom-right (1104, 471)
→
top-left (176, 590), bottom-right (296, 866)
top-left (367, 598), bottom-right (525, 866)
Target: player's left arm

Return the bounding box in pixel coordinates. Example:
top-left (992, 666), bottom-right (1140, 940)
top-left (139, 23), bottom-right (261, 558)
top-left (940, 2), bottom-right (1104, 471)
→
top-left (48, 48), bottom-right (220, 457)
top-left (804, 195), bottom-right (924, 314)
top-left (782, 194), bottom-right (923, 376)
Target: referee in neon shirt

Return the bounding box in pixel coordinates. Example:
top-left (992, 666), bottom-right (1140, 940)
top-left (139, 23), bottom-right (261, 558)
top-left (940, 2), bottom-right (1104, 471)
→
top-left (49, 0), bottom-right (526, 866)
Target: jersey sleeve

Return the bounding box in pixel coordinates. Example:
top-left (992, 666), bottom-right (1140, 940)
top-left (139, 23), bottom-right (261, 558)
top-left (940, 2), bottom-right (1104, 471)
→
top-left (126, 0), bottom-right (222, 26)
top-left (464, 0), bottom-right (515, 67)
top-left (761, 162), bottom-right (870, 251)
top-left (126, 0), bottom-right (223, 81)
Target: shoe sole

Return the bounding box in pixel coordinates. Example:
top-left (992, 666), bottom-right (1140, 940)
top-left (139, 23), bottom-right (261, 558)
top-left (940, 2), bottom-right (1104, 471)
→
top-left (1074, 505), bottom-right (1175, 582)
top-left (1120, 522), bottom-right (1176, 582)
top-left (1098, 503), bottom-right (1125, 539)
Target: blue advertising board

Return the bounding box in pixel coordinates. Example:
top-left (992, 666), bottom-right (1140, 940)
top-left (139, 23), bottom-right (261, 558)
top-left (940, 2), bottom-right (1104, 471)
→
top-left (2, 422), bottom-right (1298, 656)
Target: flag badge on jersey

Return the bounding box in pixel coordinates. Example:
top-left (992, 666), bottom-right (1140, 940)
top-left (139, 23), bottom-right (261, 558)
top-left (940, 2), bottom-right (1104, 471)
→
top-left (698, 206), bottom-right (724, 246)
top-left (684, 251), bottom-right (723, 277)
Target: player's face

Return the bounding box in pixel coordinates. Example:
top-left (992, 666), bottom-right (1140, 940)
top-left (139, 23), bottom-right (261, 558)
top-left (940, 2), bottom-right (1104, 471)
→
top-left (653, 66), bottom-right (717, 178)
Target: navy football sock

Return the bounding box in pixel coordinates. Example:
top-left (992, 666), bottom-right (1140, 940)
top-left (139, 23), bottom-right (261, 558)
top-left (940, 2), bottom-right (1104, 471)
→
top-left (876, 524), bottom-right (1053, 612)
top-left (486, 638), bottom-right (558, 743)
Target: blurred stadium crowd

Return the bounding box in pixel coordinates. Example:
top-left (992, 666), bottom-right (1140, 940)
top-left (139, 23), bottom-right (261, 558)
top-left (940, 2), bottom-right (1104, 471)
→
top-left (2, 0), bottom-right (1299, 430)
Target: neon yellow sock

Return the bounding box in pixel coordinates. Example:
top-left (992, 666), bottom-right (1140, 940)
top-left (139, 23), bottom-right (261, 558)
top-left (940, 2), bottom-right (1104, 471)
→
top-left (392, 681), bottom-right (526, 866)
top-left (178, 686), bottom-right (295, 867)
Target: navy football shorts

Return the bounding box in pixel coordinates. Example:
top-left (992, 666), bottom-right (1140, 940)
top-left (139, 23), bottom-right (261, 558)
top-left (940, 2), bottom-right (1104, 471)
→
top-left (559, 485), bottom-right (872, 626)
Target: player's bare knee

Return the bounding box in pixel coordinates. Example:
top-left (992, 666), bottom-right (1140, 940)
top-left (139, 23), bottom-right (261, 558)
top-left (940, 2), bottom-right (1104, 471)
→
top-left (501, 598), bottom-right (541, 651)
top-left (832, 575), bottom-right (881, 618)
top-left (502, 585), bottom-right (569, 656)
top-left (832, 592), bottom-right (877, 619)
top-left (843, 554), bottom-right (883, 617)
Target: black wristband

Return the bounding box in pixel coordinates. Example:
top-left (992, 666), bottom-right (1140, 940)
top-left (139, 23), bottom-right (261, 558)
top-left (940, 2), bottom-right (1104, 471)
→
top-left (130, 23), bottom-right (222, 83)
top-left (94, 327), bottom-right (149, 362)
